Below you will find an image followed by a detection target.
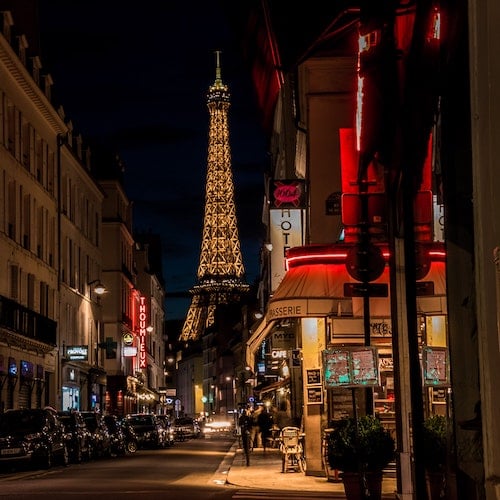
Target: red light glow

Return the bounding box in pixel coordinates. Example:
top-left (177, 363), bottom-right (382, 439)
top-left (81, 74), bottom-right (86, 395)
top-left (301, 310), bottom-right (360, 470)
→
top-left (429, 8), bottom-right (441, 41)
top-left (138, 296), bottom-right (148, 370)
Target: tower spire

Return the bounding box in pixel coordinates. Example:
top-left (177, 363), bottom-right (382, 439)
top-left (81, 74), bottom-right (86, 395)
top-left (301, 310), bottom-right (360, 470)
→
top-left (214, 50), bottom-right (223, 87)
top-left (180, 52), bottom-right (249, 342)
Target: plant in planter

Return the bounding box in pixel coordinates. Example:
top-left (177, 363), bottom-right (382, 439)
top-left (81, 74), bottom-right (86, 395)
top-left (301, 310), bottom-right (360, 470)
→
top-left (327, 415), bottom-right (395, 500)
top-left (422, 414), bottom-right (448, 499)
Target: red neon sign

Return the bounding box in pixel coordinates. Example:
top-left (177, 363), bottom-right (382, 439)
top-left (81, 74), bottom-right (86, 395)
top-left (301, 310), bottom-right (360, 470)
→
top-left (138, 296), bottom-right (148, 369)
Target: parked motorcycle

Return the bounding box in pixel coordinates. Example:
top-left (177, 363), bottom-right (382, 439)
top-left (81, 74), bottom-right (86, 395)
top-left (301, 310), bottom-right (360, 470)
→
top-left (103, 414), bottom-right (127, 456)
top-left (121, 420), bottom-right (138, 454)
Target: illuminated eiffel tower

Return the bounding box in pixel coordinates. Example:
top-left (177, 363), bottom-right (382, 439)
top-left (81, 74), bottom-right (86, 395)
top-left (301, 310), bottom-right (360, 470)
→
top-left (180, 51), bottom-right (250, 342)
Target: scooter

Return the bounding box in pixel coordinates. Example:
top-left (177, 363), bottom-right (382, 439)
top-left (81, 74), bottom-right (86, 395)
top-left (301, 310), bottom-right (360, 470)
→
top-left (122, 421), bottom-right (138, 453)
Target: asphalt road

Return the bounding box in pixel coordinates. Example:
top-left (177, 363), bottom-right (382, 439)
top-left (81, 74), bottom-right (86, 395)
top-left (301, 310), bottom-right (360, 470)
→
top-left (0, 435), bottom-right (237, 500)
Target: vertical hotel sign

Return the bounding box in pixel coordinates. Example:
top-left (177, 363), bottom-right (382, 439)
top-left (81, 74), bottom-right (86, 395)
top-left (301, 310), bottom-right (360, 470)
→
top-left (138, 296), bottom-right (148, 370)
top-left (269, 180), bottom-right (305, 292)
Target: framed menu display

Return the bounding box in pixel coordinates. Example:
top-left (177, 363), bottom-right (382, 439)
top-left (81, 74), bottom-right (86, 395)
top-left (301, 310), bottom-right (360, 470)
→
top-left (323, 347), bottom-right (379, 388)
top-left (422, 346), bottom-right (450, 387)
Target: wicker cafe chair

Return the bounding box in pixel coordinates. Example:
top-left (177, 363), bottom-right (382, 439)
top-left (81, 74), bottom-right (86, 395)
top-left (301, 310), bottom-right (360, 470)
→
top-left (279, 426), bottom-right (306, 473)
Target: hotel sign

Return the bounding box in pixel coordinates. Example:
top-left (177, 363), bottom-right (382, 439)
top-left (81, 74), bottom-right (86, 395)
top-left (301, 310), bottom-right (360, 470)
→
top-left (270, 209), bottom-right (304, 293)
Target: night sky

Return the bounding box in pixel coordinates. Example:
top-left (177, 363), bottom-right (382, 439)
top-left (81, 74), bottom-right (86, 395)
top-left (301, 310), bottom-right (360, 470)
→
top-left (37, 2), bottom-right (268, 320)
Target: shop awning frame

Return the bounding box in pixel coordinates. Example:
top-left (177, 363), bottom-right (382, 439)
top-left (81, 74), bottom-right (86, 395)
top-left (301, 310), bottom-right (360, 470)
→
top-left (245, 317), bottom-right (277, 369)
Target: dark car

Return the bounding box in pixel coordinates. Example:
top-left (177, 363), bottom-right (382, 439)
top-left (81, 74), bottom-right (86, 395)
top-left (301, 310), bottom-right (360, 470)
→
top-left (103, 415), bottom-right (127, 456)
top-left (0, 407), bottom-right (69, 469)
top-left (124, 413), bottom-right (166, 449)
top-left (57, 410), bottom-right (92, 463)
top-left (155, 414), bottom-right (175, 447)
top-left (173, 417), bottom-right (201, 440)
top-left (80, 411), bottom-right (112, 459)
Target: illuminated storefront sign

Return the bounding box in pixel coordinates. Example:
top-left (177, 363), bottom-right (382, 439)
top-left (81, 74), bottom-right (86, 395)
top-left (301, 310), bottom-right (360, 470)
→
top-left (66, 345), bottom-right (89, 361)
top-left (123, 346), bottom-right (138, 357)
top-left (138, 296), bottom-right (148, 369)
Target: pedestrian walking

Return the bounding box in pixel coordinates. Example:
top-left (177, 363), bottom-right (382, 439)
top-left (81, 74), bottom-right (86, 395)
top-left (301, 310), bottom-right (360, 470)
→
top-left (238, 409), bottom-right (252, 466)
top-left (257, 407), bottom-right (273, 451)
top-left (274, 401), bottom-right (293, 430)
top-left (249, 406), bottom-right (263, 449)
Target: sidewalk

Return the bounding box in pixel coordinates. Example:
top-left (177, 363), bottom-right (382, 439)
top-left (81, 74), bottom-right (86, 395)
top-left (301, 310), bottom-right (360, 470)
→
top-left (224, 442), bottom-right (398, 498)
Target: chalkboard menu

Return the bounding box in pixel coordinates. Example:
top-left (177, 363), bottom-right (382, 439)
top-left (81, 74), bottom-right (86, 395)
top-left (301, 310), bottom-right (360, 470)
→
top-left (306, 369), bottom-right (321, 385)
top-left (307, 386), bottom-right (323, 404)
top-left (323, 347), bottom-right (379, 388)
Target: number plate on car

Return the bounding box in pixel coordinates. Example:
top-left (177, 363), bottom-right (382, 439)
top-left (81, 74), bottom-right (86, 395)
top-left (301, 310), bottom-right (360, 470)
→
top-left (1, 448), bottom-right (22, 455)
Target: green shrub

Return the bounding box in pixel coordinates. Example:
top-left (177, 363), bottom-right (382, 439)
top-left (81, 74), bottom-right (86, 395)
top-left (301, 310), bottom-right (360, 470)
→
top-left (327, 415), bottom-right (395, 473)
top-left (422, 414), bottom-right (447, 472)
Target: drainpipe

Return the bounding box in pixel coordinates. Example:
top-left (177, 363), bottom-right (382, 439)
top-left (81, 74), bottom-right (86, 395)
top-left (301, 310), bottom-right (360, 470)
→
top-left (56, 132), bottom-right (67, 411)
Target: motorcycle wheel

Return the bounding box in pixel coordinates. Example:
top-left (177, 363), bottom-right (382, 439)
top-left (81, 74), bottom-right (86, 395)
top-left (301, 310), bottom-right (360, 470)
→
top-left (127, 440), bottom-right (138, 454)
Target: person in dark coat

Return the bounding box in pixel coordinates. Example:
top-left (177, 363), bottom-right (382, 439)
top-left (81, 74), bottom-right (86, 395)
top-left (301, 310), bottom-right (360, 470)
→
top-left (238, 409), bottom-right (252, 466)
top-left (257, 408), bottom-right (273, 451)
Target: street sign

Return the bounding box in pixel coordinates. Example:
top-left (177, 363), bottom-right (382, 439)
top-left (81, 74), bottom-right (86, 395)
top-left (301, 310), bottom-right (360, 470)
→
top-left (343, 282), bottom-right (388, 297)
top-left (416, 281), bottom-right (435, 296)
top-left (345, 243), bottom-right (386, 282)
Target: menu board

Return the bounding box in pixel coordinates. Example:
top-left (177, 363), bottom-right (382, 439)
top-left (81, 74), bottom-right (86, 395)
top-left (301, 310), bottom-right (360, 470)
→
top-left (351, 348), bottom-right (378, 385)
top-left (323, 347), bottom-right (379, 388)
top-left (323, 349), bottom-right (350, 386)
top-left (307, 386), bottom-right (323, 404)
top-left (422, 346), bottom-right (450, 387)
top-left (306, 369), bottom-right (321, 385)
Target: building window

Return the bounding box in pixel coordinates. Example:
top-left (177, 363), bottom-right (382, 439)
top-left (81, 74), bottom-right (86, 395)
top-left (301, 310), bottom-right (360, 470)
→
top-left (9, 265), bottom-right (19, 300)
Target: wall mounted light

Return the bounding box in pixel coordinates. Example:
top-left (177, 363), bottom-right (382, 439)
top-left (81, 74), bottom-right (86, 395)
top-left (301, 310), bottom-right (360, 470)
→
top-left (88, 279), bottom-right (106, 295)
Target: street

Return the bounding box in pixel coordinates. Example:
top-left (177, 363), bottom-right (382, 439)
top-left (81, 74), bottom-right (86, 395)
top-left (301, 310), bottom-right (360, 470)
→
top-left (0, 436), bottom-right (340, 500)
top-left (0, 436), bottom-right (234, 499)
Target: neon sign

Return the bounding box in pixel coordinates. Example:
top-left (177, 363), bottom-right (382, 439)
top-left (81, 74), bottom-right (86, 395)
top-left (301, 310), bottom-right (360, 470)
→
top-left (138, 296), bottom-right (148, 369)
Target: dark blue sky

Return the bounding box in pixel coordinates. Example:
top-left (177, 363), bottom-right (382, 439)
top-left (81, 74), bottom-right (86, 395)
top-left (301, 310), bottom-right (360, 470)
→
top-left (38, 2), bottom-right (268, 320)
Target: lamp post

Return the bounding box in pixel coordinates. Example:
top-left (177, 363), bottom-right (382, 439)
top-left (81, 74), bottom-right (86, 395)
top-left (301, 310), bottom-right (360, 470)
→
top-left (87, 279), bottom-right (106, 411)
top-left (210, 384), bottom-right (215, 415)
top-left (225, 376), bottom-right (231, 415)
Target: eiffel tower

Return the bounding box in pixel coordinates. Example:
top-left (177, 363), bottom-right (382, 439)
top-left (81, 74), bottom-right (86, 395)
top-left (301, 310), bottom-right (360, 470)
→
top-left (180, 51), bottom-right (250, 342)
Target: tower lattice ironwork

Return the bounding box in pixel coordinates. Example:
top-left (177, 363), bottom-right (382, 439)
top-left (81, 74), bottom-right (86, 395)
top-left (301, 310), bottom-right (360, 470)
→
top-left (180, 52), bottom-right (250, 342)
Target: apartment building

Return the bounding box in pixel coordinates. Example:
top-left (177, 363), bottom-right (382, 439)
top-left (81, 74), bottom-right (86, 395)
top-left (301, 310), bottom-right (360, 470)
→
top-left (0, 7), bottom-right (167, 415)
top-left (0, 10), bottom-right (105, 411)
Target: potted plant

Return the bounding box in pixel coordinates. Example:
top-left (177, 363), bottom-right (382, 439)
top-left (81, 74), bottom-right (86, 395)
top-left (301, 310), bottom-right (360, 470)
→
top-left (422, 414), bottom-right (448, 499)
top-left (327, 415), bottom-right (395, 500)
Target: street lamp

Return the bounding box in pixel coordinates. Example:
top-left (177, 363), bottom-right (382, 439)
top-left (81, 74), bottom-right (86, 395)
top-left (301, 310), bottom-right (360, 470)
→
top-left (210, 384), bottom-right (215, 414)
top-left (225, 376), bottom-right (231, 414)
top-left (88, 279), bottom-right (106, 295)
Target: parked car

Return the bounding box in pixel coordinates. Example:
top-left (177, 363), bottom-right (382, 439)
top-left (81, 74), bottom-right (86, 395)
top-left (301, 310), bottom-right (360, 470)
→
top-left (0, 407), bottom-right (69, 469)
top-left (80, 411), bottom-right (112, 459)
top-left (57, 410), bottom-right (92, 463)
top-left (103, 414), bottom-right (127, 456)
top-left (124, 413), bottom-right (166, 449)
top-left (155, 414), bottom-right (175, 447)
top-left (173, 417), bottom-right (201, 440)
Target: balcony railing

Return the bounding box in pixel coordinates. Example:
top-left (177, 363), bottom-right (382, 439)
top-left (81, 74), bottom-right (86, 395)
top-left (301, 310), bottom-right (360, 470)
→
top-left (0, 295), bottom-right (57, 346)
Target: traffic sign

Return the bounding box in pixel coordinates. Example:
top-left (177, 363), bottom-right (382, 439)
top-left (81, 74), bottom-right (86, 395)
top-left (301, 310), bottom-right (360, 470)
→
top-left (343, 282), bottom-right (388, 297)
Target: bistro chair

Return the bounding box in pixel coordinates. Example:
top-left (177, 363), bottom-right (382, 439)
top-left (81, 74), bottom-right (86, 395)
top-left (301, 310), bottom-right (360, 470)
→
top-left (279, 426), bottom-right (306, 473)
